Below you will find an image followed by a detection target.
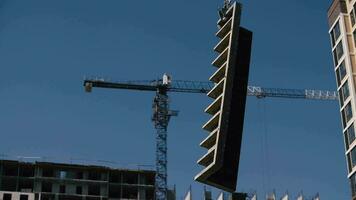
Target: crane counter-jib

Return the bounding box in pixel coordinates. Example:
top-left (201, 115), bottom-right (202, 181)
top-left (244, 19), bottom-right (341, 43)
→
top-left (84, 80), bottom-right (159, 92)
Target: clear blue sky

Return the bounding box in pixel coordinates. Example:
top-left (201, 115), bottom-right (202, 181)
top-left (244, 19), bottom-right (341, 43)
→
top-left (0, 0), bottom-right (347, 199)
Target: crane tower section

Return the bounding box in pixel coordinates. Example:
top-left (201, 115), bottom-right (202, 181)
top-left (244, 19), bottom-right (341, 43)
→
top-left (195, 2), bottom-right (253, 192)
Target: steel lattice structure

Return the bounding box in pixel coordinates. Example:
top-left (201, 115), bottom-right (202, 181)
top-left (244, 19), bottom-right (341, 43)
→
top-left (151, 86), bottom-right (178, 200)
top-left (84, 78), bottom-right (338, 100)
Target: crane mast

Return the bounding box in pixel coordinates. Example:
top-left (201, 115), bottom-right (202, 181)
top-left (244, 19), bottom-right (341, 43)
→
top-left (152, 87), bottom-right (170, 200)
top-left (151, 77), bottom-right (178, 200)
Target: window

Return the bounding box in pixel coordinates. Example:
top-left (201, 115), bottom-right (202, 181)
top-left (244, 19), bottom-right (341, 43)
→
top-left (76, 171), bottom-right (83, 179)
top-left (41, 182), bottom-right (52, 192)
top-left (20, 165), bottom-right (34, 177)
top-left (88, 184), bottom-right (100, 196)
top-left (349, 152), bottom-right (353, 172)
top-left (340, 81), bottom-right (350, 105)
top-left (3, 193), bottom-right (12, 200)
top-left (109, 172), bottom-right (121, 182)
top-left (333, 48), bottom-right (339, 67)
top-left (351, 173), bottom-right (356, 196)
top-left (343, 103), bottom-right (354, 128)
top-left (59, 171), bottom-right (67, 179)
top-left (346, 103), bottom-right (353, 122)
top-left (109, 185), bottom-right (121, 198)
top-left (346, 126), bottom-right (351, 149)
top-left (3, 163), bottom-right (18, 176)
top-left (343, 82), bottom-right (350, 98)
top-left (122, 186), bottom-right (137, 199)
top-left (339, 90), bottom-right (344, 108)
top-left (88, 171), bottom-right (101, 180)
top-left (123, 172), bottom-right (138, 184)
top-left (76, 186), bottom-right (82, 195)
top-left (354, 4), bottom-right (356, 24)
top-left (347, 125), bottom-right (356, 149)
top-left (59, 185), bottom-right (66, 193)
top-left (333, 42), bottom-right (344, 66)
top-left (331, 22), bottom-right (341, 47)
top-left (348, 147), bottom-right (356, 172)
top-left (352, 147), bottom-right (356, 167)
top-left (336, 61), bottom-right (347, 86)
top-left (336, 42), bottom-right (344, 60)
top-left (354, 30), bottom-right (356, 48)
top-left (20, 194), bottom-right (29, 200)
top-left (351, 9), bottom-right (356, 27)
top-left (42, 168), bottom-right (54, 177)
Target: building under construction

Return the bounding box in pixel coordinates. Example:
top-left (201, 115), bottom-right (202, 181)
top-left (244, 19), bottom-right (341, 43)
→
top-left (0, 160), bottom-right (170, 200)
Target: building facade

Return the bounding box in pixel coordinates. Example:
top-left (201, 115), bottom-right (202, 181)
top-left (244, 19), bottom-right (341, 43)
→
top-left (328, 0), bottom-right (356, 199)
top-left (0, 160), bottom-right (156, 200)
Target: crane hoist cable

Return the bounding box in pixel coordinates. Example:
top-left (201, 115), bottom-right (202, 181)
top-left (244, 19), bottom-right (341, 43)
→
top-left (257, 99), bottom-right (272, 195)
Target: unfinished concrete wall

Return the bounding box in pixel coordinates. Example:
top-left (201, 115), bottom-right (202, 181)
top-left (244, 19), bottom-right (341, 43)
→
top-left (0, 191), bottom-right (35, 200)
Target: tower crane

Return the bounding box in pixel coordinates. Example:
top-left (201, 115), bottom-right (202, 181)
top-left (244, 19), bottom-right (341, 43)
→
top-left (83, 74), bottom-right (338, 200)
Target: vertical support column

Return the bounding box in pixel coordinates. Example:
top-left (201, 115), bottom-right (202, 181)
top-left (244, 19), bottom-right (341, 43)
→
top-left (106, 171), bottom-right (110, 200)
top-left (34, 164), bottom-right (42, 199)
top-left (138, 173), bottom-right (146, 200)
top-left (33, 164), bottom-right (38, 193)
top-left (120, 172), bottom-right (123, 199)
top-left (137, 172), bottom-right (140, 200)
top-left (16, 163), bottom-right (20, 191)
top-left (0, 160), bottom-right (3, 190)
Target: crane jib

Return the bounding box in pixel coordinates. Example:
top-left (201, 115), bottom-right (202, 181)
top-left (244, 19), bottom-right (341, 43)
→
top-left (84, 80), bottom-right (338, 101)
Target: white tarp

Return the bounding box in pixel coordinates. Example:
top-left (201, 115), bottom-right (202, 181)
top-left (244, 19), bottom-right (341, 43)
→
top-left (266, 193), bottom-right (276, 200)
top-left (297, 195), bottom-right (304, 200)
top-left (250, 194), bottom-right (257, 200)
top-left (313, 195), bottom-right (320, 200)
top-left (280, 194), bottom-right (288, 200)
top-left (217, 192), bottom-right (224, 200)
top-left (184, 188), bottom-right (192, 200)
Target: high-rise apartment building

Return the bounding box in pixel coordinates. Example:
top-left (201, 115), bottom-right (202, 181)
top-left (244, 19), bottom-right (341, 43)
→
top-left (328, 0), bottom-right (356, 198)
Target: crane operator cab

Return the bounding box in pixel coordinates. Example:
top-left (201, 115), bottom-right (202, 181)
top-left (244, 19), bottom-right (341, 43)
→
top-left (162, 74), bottom-right (172, 86)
